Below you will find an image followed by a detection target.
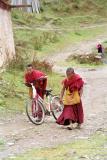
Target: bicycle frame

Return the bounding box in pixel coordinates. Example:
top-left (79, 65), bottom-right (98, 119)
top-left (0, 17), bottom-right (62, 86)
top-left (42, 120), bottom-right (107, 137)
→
top-left (31, 83), bottom-right (53, 113)
top-left (31, 83), bottom-right (43, 102)
top-left (45, 94), bottom-right (52, 112)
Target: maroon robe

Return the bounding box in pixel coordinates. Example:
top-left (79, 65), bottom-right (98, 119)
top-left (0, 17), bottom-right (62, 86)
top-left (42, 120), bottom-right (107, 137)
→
top-left (56, 74), bottom-right (84, 125)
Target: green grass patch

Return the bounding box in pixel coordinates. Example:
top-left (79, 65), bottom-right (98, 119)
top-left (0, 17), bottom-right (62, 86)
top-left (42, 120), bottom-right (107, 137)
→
top-left (12, 10), bottom-right (47, 27)
top-left (58, 59), bottom-right (105, 69)
top-left (48, 72), bottom-right (63, 94)
top-left (0, 138), bottom-right (5, 151)
top-left (0, 69), bottom-right (27, 113)
top-left (42, 0), bottom-right (107, 17)
top-left (6, 131), bottom-right (107, 160)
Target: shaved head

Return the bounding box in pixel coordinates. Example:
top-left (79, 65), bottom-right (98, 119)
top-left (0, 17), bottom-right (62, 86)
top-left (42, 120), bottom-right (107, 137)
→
top-left (66, 67), bottom-right (74, 74)
top-left (66, 67), bottom-right (74, 79)
top-left (26, 64), bottom-right (33, 74)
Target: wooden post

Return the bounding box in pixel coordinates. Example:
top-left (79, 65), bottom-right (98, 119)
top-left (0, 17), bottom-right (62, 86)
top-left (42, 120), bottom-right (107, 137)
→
top-left (11, 4), bottom-right (32, 8)
top-left (0, 0), bottom-right (15, 68)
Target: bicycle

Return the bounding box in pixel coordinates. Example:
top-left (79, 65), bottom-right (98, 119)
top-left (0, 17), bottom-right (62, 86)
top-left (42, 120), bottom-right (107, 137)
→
top-left (26, 83), bottom-right (63, 125)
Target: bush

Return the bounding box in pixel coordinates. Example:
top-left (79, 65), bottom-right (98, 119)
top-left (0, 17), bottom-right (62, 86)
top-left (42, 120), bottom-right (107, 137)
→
top-left (32, 57), bottom-right (53, 73)
top-left (7, 48), bottom-right (53, 73)
top-left (67, 53), bottom-right (102, 65)
top-left (32, 31), bottom-right (59, 51)
top-left (0, 79), bottom-right (16, 99)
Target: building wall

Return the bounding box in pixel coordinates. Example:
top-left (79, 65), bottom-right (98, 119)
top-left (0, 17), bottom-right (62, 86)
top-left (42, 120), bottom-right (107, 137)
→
top-left (0, 6), bottom-right (15, 68)
top-left (11, 0), bottom-right (40, 13)
top-left (11, 0), bottom-right (32, 12)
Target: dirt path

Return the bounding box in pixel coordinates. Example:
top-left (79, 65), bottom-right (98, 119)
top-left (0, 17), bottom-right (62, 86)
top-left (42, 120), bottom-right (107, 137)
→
top-left (0, 35), bottom-right (107, 159)
top-left (14, 23), bottom-right (107, 31)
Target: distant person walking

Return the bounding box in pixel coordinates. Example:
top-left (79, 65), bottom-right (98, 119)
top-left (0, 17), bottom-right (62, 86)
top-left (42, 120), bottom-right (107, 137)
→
top-left (97, 43), bottom-right (104, 57)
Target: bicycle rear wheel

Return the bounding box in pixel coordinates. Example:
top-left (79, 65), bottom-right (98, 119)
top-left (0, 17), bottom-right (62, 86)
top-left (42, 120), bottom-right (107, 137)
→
top-left (26, 99), bottom-right (45, 125)
top-left (51, 96), bottom-right (64, 120)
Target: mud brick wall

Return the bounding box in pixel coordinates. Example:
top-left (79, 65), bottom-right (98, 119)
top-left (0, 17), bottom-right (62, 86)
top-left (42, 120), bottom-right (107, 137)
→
top-left (0, 1), bottom-right (15, 68)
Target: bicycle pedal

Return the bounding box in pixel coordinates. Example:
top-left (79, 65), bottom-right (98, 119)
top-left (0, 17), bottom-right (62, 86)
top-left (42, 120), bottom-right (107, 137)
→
top-left (45, 111), bottom-right (51, 116)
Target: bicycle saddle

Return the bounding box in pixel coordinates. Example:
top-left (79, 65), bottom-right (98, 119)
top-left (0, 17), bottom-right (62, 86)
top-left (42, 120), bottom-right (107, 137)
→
top-left (45, 89), bottom-right (53, 96)
top-left (45, 89), bottom-right (53, 93)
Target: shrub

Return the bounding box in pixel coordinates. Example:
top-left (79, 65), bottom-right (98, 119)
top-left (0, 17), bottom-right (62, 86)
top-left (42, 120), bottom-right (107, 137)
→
top-left (32, 31), bottom-right (59, 51)
top-left (67, 53), bottom-right (102, 65)
top-left (32, 56), bottom-right (53, 73)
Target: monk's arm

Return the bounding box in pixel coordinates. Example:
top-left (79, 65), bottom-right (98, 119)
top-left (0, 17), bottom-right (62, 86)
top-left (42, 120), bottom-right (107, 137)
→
top-left (60, 85), bottom-right (65, 102)
top-left (79, 87), bottom-right (83, 97)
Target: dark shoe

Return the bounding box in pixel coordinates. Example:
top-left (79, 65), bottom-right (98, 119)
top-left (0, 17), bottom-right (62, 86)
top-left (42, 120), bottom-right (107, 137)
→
top-left (67, 127), bottom-right (73, 130)
top-left (67, 124), bottom-right (73, 130)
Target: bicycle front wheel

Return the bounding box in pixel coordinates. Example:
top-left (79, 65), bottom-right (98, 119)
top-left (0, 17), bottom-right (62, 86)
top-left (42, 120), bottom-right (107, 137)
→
top-left (51, 96), bottom-right (64, 120)
top-left (26, 99), bottom-right (45, 125)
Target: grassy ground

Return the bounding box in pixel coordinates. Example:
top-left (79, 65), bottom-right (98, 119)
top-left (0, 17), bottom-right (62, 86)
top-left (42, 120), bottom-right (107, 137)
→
top-left (12, 0), bottom-right (107, 61)
top-left (0, 138), bottom-right (5, 151)
top-left (58, 59), bottom-right (105, 69)
top-left (13, 9), bottom-right (107, 60)
top-left (6, 131), bottom-right (107, 160)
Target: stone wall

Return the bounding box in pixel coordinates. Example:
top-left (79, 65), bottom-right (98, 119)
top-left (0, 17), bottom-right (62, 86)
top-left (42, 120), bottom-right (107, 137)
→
top-left (0, 5), bottom-right (15, 68)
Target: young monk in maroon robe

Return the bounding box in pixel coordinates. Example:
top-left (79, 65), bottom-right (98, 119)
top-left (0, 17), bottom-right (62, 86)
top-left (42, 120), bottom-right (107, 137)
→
top-left (25, 64), bottom-right (47, 99)
top-left (56, 68), bottom-right (84, 130)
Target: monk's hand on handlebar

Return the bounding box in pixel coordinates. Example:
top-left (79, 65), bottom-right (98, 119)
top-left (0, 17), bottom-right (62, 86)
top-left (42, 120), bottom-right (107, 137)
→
top-left (33, 76), bottom-right (47, 84)
top-left (38, 76), bottom-right (48, 80)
